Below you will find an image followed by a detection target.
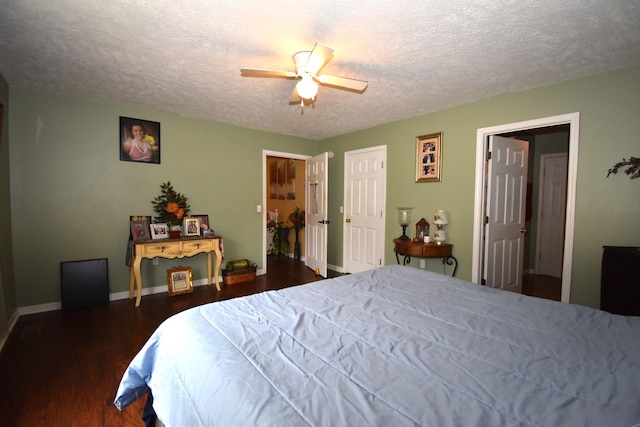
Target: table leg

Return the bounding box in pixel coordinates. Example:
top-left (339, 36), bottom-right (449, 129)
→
top-left (132, 256), bottom-right (143, 307)
top-left (206, 252), bottom-right (213, 287)
top-left (213, 245), bottom-right (222, 291)
top-left (443, 256), bottom-right (458, 277)
top-left (128, 267), bottom-right (135, 299)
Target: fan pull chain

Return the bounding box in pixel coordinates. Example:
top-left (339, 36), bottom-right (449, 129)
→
top-left (299, 98), bottom-right (317, 115)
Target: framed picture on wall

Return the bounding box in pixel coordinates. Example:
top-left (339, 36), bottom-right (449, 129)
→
top-left (120, 116), bottom-right (161, 164)
top-left (167, 266), bottom-right (193, 296)
top-left (415, 132), bottom-right (443, 182)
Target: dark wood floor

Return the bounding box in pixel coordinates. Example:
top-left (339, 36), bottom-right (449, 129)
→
top-left (0, 260), bottom-right (561, 427)
top-left (0, 256), bottom-right (338, 427)
top-left (522, 273), bottom-right (562, 301)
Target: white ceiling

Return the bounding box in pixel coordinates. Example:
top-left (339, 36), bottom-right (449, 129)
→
top-left (1, 0), bottom-right (639, 141)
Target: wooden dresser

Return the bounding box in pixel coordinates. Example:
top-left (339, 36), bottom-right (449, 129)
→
top-left (600, 246), bottom-right (640, 315)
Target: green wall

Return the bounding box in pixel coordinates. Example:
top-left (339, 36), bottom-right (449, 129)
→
top-left (6, 64), bottom-right (640, 310)
top-left (322, 65), bottom-right (640, 308)
top-left (9, 90), bottom-right (316, 307)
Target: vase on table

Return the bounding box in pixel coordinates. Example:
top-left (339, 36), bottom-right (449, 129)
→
top-left (276, 227), bottom-right (290, 256)
top-left (169, 225), bottom-right (181, 239)
top-left (293, 227), bottom-right (301, 262)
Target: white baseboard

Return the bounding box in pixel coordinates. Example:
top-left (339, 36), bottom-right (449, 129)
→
top-left (17, 275), bottom-right (225, 316)
top-left (19, 302), bottom-right (61, 315)
top-left (13, 261), bottom-right (342, 318)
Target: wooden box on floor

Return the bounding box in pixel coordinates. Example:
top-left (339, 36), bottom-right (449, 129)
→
top-left (222, 266), bottom-right (257, 285)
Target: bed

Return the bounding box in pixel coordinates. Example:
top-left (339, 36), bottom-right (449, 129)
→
top-left (114, 265), bottom-right (640, 426)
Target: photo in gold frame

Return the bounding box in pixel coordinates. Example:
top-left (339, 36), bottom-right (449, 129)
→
top-left (167, 266), bottom-right (193, 296)
top-left (415, 132), bottom-right (442, 182)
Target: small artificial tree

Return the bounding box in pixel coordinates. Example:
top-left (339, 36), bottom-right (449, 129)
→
top-left (151, 181), bottom-right (190, 226)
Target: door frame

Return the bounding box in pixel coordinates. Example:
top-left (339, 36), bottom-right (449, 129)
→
top-left (471, 112), bottom-right (580, 303)
top-left (262, 150), bottom-right (311, 275)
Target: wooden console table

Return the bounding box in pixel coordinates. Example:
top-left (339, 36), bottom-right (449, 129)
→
top-left (393, 238), bottom-right (458, 276)
top-left (129, 235), bottom-right (223, 307)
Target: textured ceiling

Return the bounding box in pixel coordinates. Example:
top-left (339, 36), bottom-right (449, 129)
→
top-left (1, 0), bottom-right (639, 140)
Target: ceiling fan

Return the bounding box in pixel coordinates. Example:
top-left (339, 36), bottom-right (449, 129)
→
top-left (241, 43), bottom-right (368, 109)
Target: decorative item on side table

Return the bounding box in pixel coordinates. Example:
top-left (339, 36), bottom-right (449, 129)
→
top-left (433, 209), bottom-right (449, 244)
top-left (167, 266), bottom-right (193, 296)
top-left (415, 218), bottom-right (430, 243)
top-left (130, 217), bottom-right (151, 241)
top-left (396, 207), bottom-right (413, 240)
top-left (192, 214), bottom-right (212, 236)
top-left (151, 181), bottom-right (190, 238)
top-left (288, 206), bottom-right (305, 262)
top-left (183, 217), bottom-right (201, 237)
top-left (150, 223), bottom-right (169, 239)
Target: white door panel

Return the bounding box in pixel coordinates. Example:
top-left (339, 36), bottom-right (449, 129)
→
top-left (484, 136), bottom-right (529, 293)
top-left (305, 153), bottom-right (328, 277)
top-left (536, 154), bottom-right (567, 277)
top-left (344, 147), bottom-right (386, 273)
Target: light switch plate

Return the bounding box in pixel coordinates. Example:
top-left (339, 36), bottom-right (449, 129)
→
top-left (419, 259), bottom-right (426, 269)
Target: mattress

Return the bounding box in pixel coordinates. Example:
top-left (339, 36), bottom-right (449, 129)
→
top-left (115, 265), bottom-right (640, 426)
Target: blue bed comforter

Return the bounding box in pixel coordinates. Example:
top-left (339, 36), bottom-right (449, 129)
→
top-left (115, 265), bottom-right (640, 426)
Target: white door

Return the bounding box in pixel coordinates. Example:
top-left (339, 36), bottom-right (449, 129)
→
top-left (536, 153), bottom-right (568, 278)
top-left (305, 152), bottom-right (329, 277)
top-left (484, 135), bottom-right (529, 293)
top-left (343, 146), bottom-right (386, 273)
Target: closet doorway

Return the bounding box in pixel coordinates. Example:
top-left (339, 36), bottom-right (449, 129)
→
top-left (262, 150), bottom-right (310, 274)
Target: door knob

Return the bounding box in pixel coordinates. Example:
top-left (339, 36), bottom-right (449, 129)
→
top-left (520, 227), bottom-right (528, 233)
top-left (346, 218), bottom-right (351, 223)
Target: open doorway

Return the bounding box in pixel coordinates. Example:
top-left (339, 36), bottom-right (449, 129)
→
top-left (500, 126), bottom-right (569, 301)
top-left (472, 113), bottom-right (580, 303)
top-left (262, 150), bottom-right (310, 274)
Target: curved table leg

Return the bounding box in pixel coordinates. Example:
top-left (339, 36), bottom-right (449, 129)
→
top-left (132, 256), bottom-right (143, 307)
top-left (443, 256), bottom-right (458, 277)
top-left (212, 245), bottom-right (222, 291)
top-left (395, 252), bottom-right (412, 265)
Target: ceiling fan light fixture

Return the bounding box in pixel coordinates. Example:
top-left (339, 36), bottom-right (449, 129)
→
top-left (296, 74), bottom-right (318, 100)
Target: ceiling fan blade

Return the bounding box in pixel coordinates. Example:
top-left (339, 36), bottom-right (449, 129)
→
top-left (318, 74), bottom-right (368, 92)
top-left (289, 86), bottom-right (300, 104)
top-left (305, 43), bottom-right (335, 74)
top-left (240, 68), bottom-right (297, 78)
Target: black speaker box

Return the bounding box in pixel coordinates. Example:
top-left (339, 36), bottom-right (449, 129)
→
top-left (60, 258), bottom-right (109, 310)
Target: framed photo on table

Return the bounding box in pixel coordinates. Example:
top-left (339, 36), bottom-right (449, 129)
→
top-left (191, 214), bottom-right (211, 235)
top-left (183, 217), bottom-right (201, 236)
top-left (150, 223), bottom-right (169, 239)
top-left (167, 266), bottom-right (193, 296)
top-left (415, 132), bottom-right (443, 183)
top-left (130, 218), bottom-right (150, 241)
